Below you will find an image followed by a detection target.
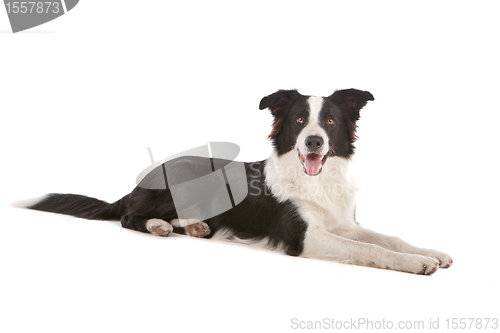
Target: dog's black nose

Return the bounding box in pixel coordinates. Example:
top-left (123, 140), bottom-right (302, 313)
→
top-left (305, 135), bottom-right (324, 152)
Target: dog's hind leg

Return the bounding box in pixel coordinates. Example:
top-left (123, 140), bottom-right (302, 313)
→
top-left (170, 219), bottom-right (211, 238)
top-left (146, 219), bottom-right (174, 236)
top-left (121, 214), bottom-right (173, 237)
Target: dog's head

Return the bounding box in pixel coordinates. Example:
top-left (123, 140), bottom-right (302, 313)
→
top-left (259, 89), bottom-right (374, 176)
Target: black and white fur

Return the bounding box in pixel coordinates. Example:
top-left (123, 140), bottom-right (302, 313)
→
top-left (20, 89), bottom-right (452, 275)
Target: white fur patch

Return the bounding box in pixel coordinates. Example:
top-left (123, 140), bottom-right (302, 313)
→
top-left (170, 218), bottom-right (205, 228)
top-left (10, 195), bottom-right (47, 209)
top-left (177, 218), bottom-right (204, 227)
top-left (169, 218), bottom-right (182, 227)
top-left (211, 228), bottom-right (283, 251)
top-left (296, 96), bottom-right (330, 157)
top-left (264, 150), bottom-right (358, 231)
top-left (146, 218), bottom-right (173, 236)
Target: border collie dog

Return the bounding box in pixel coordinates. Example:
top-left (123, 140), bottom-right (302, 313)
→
top-left (23, 89), bottom-right (452, 275)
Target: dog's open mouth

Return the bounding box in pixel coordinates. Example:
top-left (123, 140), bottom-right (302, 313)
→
top-left (298, 149), bottom-right (331, 176)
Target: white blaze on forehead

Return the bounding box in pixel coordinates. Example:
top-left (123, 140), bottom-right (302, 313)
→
top-left (307, 96), bottom-right (324, 126)
top-left (295, 96), bottom-right (330, 156)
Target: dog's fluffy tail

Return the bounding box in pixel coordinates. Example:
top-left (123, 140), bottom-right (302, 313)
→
top-left (15, 193), bottom-right (128, 221)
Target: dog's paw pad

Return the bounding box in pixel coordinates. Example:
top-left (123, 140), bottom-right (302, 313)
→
top-left (186, 221), bottom-right (211, 238)
top-left (146, 219), bottom-right (173, 237)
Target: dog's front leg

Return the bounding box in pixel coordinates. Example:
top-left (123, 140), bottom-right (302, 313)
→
top-left (332, 226), bottom-right (453, 268)
top-left (301, 226), bottom-right (440, 275)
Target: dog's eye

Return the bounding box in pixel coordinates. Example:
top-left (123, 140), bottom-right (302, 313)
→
top-left (297, 117), bottom-right (304, 124)
top-left (327, 118), bottom-right (334, 125)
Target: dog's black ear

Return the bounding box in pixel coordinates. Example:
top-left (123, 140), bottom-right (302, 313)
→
top-left (260, 89), bottom-right (302, 140)
top-left (259, 89), bottom-right (302, 112)
top-left (328, 89), bottom-right (374, 142)
top-left (328, 89), bottom-right (374, 122)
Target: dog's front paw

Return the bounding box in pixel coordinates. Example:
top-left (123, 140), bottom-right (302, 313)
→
top-left (420, 249), bottom-right (453, 268)
top-left (146, 219), bottom-right (173, 237)
top-left (393, 253), bottom-right (440, 275)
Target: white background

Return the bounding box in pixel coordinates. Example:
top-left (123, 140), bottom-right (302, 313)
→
top-left (1, 1), bottom-right (499, 332)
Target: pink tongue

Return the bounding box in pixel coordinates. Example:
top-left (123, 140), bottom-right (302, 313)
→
top-left (305, 153), bottom-right (322, 175)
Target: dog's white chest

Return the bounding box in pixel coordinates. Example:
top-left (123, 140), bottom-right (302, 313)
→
top-left (264, 152), bottom-right (357, 230)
